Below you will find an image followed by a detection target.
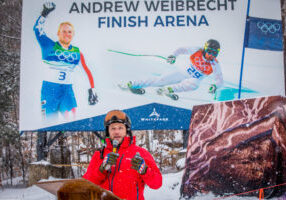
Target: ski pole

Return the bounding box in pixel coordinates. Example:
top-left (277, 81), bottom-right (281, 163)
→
top-left (107, 49), bottom-right (167, 61)
top-left (93, 131), bottom-right (105, 145)
top-left (214, 90), bottom-right (217, 100)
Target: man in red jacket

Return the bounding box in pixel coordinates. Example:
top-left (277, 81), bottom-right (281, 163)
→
top-left (83, 110), bottom-right (162, 200)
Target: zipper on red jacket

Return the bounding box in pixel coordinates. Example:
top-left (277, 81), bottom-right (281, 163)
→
top-left (110, 154), bottom-right (124, 192)
top-left (117, 154), bottom-right (124, 172)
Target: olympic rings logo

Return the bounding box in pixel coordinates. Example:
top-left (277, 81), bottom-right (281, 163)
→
top-left (55, 49), bottom-right (78, 62)
top-left (257, 22), bottom-right (281, 34)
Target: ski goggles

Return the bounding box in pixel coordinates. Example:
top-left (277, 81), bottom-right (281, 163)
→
top-left (205, 47), bottom-right (220, 57)
top-left (104, 110), bottom-right (128, 126)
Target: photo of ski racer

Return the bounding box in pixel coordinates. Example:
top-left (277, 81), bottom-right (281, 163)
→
top-left (34, 2), bottom-right (98, 121)
top-left (118, 39), bottom-right (224, 101)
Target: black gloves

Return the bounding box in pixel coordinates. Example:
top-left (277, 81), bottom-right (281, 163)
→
top-left (131, 153), bottom-right (148, 175)
top-left (99, 152), bottom-right (119, 173)
top-left (88, 88), bottom-right (98, 105)
top-left (166, 55), bottom-right (176, 64)
top-left (100, 152), bottom-right (148, 175)
top-left (208, 84), bottom-right (217, 94)
top-left (41, 2), bottom-right (56, 18)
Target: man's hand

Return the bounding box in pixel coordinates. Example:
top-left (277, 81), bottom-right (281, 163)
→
top-left (99, 152), bottom-right (119, 173)
top-left (131, 152), bottom-right (148, 175)
top-left (41, 2), bottom-right (56, 18)
top-left (208, 84), bottom-right (217, 94)
top-left (166, 55), bottom-right (176, 64)
top-left (88, 88), bottom-right (98, 105)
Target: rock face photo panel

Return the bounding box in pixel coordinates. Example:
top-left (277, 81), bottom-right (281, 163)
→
top-left (181, 95), bottom-right (286, 199)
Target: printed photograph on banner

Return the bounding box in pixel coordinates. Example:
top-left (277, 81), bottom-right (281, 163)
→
top-left (20, 0), bottom-right (285, 131)
top-left (33, 2), bottom-right (98, 123)
top-left (116, 39), bottom-right (223, 101)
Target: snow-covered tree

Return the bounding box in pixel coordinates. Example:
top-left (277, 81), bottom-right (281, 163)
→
top-left (0, 0), bottom-right (22, 185)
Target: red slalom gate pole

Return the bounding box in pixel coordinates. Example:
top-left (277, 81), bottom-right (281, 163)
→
top-left (213, 182), bottom-right (286, 200)
top-left (259, 189), bottom-right (264, 200)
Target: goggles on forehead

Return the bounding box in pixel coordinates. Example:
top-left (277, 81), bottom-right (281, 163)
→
top-left (205, 47), bottom-right (220, 57)
top-left (104, 110), bottom-right (127, 126)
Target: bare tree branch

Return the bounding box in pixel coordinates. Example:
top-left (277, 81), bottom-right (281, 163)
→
top-left (0, 34), bottom-right (20, 40)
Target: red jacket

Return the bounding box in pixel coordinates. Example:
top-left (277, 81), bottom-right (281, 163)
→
top-left (83, 136), bottom-right (162, 200)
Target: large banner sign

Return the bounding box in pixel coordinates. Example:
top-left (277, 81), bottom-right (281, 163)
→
top-left (20, 0), bottom-right (284, 131)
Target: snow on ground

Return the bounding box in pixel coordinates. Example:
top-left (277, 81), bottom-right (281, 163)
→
top-left (2, 171), bottom-right (184, 200)
top-left (0, 186), bottom-right (55, 200)
top-left (0, 172), bottom-right (182, 200)
top-left (1, 171), bottom-right (286, 200)
top-left (144, 170), bottom-right (183, 200)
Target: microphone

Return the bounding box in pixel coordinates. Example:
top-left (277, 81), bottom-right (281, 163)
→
top-left (104, 140), bottom-right (120, 171)
top-left (112, 140), bottom-right (119, 153)
top-left (135, 152), bottom-right (141, 158)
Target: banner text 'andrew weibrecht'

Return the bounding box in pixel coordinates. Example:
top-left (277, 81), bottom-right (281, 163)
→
top-left (69, 0), bottom-right (237, 14)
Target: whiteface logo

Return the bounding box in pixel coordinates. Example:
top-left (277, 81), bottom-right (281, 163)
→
top-left (149, 108), bottom-right (160, 118)
top-left (140, 108), bottom-right (169, 122)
